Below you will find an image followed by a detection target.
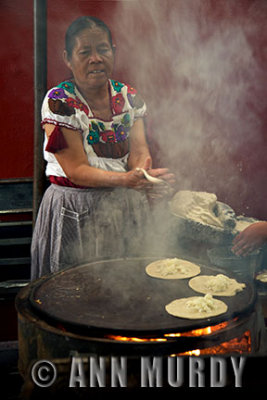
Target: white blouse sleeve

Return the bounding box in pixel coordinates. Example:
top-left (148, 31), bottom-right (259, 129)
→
top-left (41, 85), bottom-right (84, 132)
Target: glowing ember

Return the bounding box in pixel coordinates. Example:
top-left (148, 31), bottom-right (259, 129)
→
top-left (179, 331), bottom-right (251, 355)
top-left (106, 320), bottom-right (234, 342)
top-left (105, 320), bottom-right (251, 355)
top-left (107, 336), bottom-right (167, 343)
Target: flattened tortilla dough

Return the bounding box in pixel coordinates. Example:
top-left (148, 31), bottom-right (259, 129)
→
top-left (165, 294), bottom-right (228, 319)
top-left (145, 258), bottom-right (201, 280)
top-left (256, 270), bottom-right (267, 283)
top-left (189, 274), bottom-right (246, 297)
top-left (170, 190), bottom-right (223, 228)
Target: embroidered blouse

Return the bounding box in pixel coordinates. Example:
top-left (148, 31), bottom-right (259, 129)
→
top-left (41, 79), bottom-right (147, 180)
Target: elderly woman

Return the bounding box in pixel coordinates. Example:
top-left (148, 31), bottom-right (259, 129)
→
top-left (31, 16), bottom-right (174, 280)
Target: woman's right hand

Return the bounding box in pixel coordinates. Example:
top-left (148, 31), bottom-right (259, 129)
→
top-left (124, 169), bottom-right (153, 190)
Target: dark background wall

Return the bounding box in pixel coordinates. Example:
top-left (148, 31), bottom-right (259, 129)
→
top-left (1, 0), bottom-right (267, 219)
top-left (0, 1), bottom-right (34, 179)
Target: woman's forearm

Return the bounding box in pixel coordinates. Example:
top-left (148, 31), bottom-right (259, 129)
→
top-left (65, 163), bottom-right (128, 188)
top-left (127, 148), bottom-right (152, 170)
top-left (127, 118), bottom-right (152, 170)
top-left (47, 123), bottom-right (151, 189)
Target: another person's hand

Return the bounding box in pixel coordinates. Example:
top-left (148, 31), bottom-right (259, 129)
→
top-left (231, 221), bottom-right (267, 256)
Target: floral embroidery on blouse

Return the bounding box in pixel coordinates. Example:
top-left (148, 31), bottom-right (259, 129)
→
top-left (66, 97), bottom-right (89, 115)
top-left (48, 88), bottom-right (68, 100)
top-left (126, 84), bottom-right (137, 95)
top-left (58, 81), bottom-right (76, 95)
top-left (127, 92), bottom-right (145, 109)
top-left (87, 122), bottom-right (100, 144)
top-left (112, 93), bottom-right (125, 114)
top-left (43, 79), bottom-right (147, 160)
top-left (101, 130), bottom-right (116, 143)
top-left (115, 125), bottom-right (129, 142)
top-left (98, 121), bottom-right (106, 131)
top-left (110, 80), bottom-right (124, 93)
top-left (121, 113), bottom-right (131, 127)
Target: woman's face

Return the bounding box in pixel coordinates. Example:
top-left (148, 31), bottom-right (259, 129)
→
top-left (64, 27), bottom-right (115, 93)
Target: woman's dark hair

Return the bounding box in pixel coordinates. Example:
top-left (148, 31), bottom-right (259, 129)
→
top-left (65, 16), bottom-right (113, 58)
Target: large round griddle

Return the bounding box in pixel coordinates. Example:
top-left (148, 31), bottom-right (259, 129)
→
top-left (29, 257), bottom-right (256, 336)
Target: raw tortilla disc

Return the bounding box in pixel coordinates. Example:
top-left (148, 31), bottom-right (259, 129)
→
top-left (165, 296), bottom-right (228, 319)
top-left (189, 274), bottom-right (246, 297)
top-left (145, 258), bottom-right (201, 280)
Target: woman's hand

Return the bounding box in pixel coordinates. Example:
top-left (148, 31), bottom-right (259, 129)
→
top-left (146, 167), bottom-right (176, 186)
top-left (124, 168), bottom-right (153, 190)
top-left (124, 164), bottom-right (176, 196)
top-left (231, 221), bottom-right (267, 256)
top-left (138, 166), bottom-right (176, 201)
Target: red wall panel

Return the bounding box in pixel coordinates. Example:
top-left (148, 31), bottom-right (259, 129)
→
top-left (0, 1), bottom-right (33, 179)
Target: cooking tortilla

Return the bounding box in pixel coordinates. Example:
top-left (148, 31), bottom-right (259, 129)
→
top-left (145, 258), bottom-right (201, 280)
top-left (189, 273), bottom-right (245, 297)
top-left (165, 294), bottom-right (228, 319)
top-left (256, 270), bottom-right (267, 283)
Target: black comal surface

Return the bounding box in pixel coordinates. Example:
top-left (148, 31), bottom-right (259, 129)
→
top-left (29, 257), bottom-right (256, 336)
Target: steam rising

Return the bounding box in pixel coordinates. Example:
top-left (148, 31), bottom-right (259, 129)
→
top-left (111, 0), bottom-right (267, 218)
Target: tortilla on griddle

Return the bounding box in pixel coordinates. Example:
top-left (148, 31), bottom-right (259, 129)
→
top-left (145, 258), bottom-right (201, 280)
top-left (165, 293), bottom-right (228, 319)
top-left (189, 274), bottom-right (245, 297)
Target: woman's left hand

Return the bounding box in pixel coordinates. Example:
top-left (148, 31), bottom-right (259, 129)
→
top-left (143, 167), bottom-right (176, 200)
top-left (146, 167), bottom-right (176, 186)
